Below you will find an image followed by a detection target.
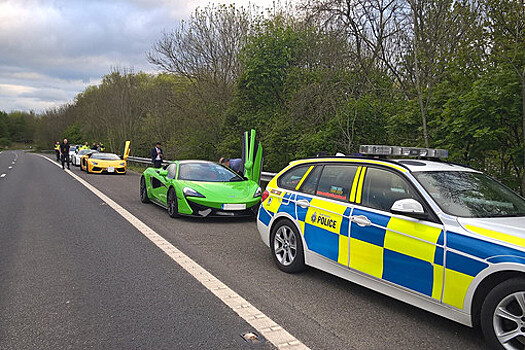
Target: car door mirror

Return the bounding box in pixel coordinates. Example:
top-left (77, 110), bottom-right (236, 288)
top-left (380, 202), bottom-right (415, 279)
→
top-left (390, 198), bottom-right (428, 219)
top-left (158, 169), bottom-right (168, 177)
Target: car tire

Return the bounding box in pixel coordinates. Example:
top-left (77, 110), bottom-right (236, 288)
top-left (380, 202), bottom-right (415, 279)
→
top-left (167, 187), bottom-right (179, 218)
top-left (481, 277), bottom-right (525, 350)
top-left (270, 220), bottom-right (305, 273)
top-left (140, 176), bottom-right (150, 203)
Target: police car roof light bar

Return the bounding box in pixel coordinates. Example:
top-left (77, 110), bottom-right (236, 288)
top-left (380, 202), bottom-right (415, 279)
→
top-left (359, 145), bottom-right (448, 159)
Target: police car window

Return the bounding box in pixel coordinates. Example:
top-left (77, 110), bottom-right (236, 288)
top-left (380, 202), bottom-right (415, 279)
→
top-left (361, 168), bottom-right (417, 212)
top-left (300, 166), bottom-right (322, 195)
top-left (278, 166), bottom-right (311, 190)
top-left (167, 164), bottom-right (177, 179)
top-left (316, 165), bottom-right (357, 201)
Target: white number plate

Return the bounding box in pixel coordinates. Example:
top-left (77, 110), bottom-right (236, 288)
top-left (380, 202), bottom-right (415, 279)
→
top-left (221, 203), bottom-right (246, 210)
top-left (107, 166), bottom-right (115, 173)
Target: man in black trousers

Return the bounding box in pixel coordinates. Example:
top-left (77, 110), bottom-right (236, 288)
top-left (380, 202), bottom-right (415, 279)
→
top-left (151, 142), bottom-right (163, 168)
top-left (59, 138), bottom-right (71, 170)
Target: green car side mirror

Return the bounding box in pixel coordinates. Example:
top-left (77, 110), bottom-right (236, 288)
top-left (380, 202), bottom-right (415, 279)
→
top-left (158, 169), bottom-right (168, 177)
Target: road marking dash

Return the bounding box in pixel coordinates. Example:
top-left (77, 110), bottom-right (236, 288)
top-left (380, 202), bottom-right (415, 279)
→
top-left (37, 154), bottom-right (309, 350)
top-left (1, 174), bottom-right (6, 177)
top-left (8, 166), bottom-right (12, 169)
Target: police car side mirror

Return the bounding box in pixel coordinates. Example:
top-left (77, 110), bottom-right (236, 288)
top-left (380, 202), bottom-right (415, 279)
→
top-left (390, 199), bottom-right (428, 220)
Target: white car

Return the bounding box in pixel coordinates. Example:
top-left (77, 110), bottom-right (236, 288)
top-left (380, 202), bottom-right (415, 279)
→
top-left (68, 146), bottom-right (77, 162)
top-left (72, 149), bottom-right (97, 166)
top-left (258, 145), bottom-right (525, 350)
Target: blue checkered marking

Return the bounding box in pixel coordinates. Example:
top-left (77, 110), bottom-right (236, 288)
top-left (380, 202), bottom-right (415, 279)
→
top-left (488, 256), bottom-right (525, 264)
top-left (446, 251), bottom-right (488, 277)
top-left (304, 223), bottom-right (339, 262)
top-left (258, 206), bottom-right (272, 227)
top-left (295, 194), bottom-right (312, 222)
top-left (340, 207), bottom-right (352, 237)
top-left (350, 209), bottom-right (390, 247)
top-left (434, 247), bottom-right (444, 266)
top-left (277, 193), bottom-right (296, 219)
top-left (383, 249), bottom-right (434, 296)
top-left (447, 231), bottom-right (525, 260)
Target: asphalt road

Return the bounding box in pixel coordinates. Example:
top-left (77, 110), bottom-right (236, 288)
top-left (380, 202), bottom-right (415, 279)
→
top-left (0, 150), bottom-right (491, 349)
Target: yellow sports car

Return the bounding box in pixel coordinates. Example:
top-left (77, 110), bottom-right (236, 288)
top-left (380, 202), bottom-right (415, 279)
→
top-left (80, 141), bottom-right (130, 174)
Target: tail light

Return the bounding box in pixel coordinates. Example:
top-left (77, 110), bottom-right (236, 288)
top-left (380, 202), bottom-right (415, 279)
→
top-left (261, 190), bottom-right (269, 202)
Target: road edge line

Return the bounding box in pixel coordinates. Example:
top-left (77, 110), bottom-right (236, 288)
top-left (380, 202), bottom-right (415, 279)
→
top-left (37, 154), bottom-right (309, 350)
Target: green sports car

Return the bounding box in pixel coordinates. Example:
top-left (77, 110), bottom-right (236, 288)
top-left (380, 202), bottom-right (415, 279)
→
top-left (140, 130), bottom-right (263, 218)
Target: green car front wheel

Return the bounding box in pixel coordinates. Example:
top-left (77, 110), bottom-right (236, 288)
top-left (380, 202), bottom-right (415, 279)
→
top-left (167, 188), bottom-right (179, 218)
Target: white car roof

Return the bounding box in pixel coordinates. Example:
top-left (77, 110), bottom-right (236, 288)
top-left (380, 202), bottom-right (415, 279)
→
top-left (390, 159), bottom-right (480, 173)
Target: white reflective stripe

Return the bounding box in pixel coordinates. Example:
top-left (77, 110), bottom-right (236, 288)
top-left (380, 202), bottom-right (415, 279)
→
top-left (38, 154), bottom-right (309, 350)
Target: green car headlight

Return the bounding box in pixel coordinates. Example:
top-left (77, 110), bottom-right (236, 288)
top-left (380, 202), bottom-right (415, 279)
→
top-left (254, 187), bottom-right (262, 198)
top-left (183, 187), bottom-right (205, 198)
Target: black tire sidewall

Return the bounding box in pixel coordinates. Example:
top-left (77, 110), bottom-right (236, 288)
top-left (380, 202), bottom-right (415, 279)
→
top-left (140, 177), bottom-right (149, 203)
top-left (270, 220), bottom-right (305, 273)
top-left (481, 277), bottom-right (525, 350)
top-left (167, 188), bottom-right (179, 218)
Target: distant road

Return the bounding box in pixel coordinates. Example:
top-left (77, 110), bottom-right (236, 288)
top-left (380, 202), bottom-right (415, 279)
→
top-left (0, 150), bottom-right (490, 349)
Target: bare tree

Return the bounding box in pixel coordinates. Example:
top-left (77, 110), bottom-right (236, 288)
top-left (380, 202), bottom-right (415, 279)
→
top-left (148, 4), bottom-right (253, 97)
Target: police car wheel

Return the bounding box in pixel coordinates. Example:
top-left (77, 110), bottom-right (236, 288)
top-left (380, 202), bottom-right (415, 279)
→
top-left (270, 220), bottom-right (305, 273)
top-left (167, 188), bottom-right (179, 218)
top-left (481, 278), bottom-right (525, 350)
top-left (140, 176), bottom-right (150, 203)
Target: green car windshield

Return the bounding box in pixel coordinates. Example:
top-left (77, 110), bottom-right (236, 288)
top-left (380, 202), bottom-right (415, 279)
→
top-left (414, 171), bottom-right (525, 218)
top-left (178, 162), bottom-right (244, 182)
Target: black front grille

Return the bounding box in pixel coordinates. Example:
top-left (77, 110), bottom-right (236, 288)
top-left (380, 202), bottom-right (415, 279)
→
top-left (187, 200), bottom-right (258, 217)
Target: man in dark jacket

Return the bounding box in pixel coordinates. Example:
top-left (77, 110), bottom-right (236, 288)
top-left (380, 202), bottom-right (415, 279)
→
top-left (59, 138), bottom-right (71, 170)
top-left (151, 142), bottom-right (163, 168)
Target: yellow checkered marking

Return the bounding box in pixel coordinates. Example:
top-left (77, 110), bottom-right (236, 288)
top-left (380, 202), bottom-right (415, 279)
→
top-left (304, 198), bottom-right (347, 235)
top-left (338, 235), bottom-right (349, 266)
top-left (300, 198), bottom-right (349, 265)
top-left (349, 238), bottom-right (383, 278)
top-left (263, 189), bottom-right (285, 214)
top-left (384, 218), bottom-right (442, 263)
top-left (466, 224), bottom-right (525, 249)
top-left (443, 269), bottom-right (474, 309)
top-left (432, 265), bottom-right (444, 299)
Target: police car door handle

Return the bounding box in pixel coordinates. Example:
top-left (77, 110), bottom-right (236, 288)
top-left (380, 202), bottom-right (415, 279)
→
top-left (296, 199), bottom-right (310, 208)
top-left (351, 215), bottom-right (371, 227)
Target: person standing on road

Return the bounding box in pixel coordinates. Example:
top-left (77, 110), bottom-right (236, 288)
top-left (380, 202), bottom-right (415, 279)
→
top-left (59, 138), bottom-right (71, 170)
top-left (54, 141), bottom-right (60, 162)
top-left (81, 142), bottom-right (90, 150)
top-left (151, 142), bottom-right (163, 168)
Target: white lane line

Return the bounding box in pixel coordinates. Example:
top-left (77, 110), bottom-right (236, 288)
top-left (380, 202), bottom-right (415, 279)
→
top-left (38, 154), bottom-right (308, 350)
top-left (8, 166), bottom-right (12, 169)
top-left (1, 174), bottom-right (6, 178)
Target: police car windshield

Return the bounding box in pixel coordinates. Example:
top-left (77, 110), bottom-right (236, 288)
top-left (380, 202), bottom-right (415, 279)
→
top-left (178, 163), bottom-right (243, 182)
top-left (414, 171), bottom-right (525, 218)
top-left (78, 149), bottom-right (95, 155)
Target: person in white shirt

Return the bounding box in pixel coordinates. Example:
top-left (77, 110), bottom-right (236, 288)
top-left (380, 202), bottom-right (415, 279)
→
top-left (151, 142), bottom-right (163, 168)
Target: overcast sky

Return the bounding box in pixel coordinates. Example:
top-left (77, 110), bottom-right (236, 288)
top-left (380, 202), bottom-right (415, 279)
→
top-left (0, 0), bottom-right (275, 113)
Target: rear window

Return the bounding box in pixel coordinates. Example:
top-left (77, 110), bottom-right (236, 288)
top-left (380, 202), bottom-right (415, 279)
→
top-left (278, 165), bottom-right (311, 190)
top-left (316, 165), bottom-right (358, 201)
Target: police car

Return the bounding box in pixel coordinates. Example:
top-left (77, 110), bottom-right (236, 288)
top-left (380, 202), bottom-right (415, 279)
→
top-left (257, 145), bottom-right (525, 350)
